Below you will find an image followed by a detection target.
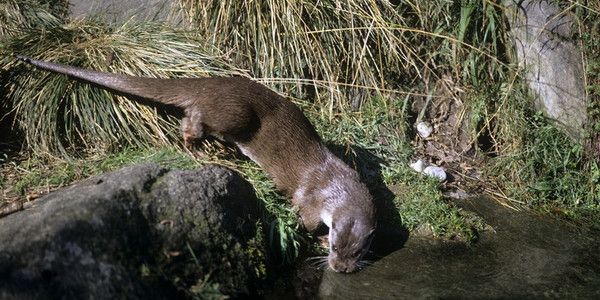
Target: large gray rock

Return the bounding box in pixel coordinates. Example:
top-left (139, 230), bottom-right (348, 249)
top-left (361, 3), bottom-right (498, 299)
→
top-left (505, 0), bottom-right (588, 141)
top-left (0, 163), bottom-right (265, 299)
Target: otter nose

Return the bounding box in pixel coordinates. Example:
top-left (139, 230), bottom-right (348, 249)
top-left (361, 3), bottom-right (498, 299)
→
top-left (334, 263), bottom-right (354, 273)
top-left (344, 265), bottom-right (358, 273)
top-left (330, 259), bottom-right (357, 273)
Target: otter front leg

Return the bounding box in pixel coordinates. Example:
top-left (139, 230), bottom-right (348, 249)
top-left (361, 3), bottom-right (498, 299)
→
top-left (297, 205), bottom-right (323, 233)
top-left (181, 111), bottom-right (205, 148)
top-left (298, 208), bottom-right (329, 249)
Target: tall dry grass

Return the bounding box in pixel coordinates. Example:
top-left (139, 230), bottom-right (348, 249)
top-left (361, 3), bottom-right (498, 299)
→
top-left (2, 0), bottom-right (515, 157)
top-left (172, 1), bottom-right (510, 111)
top-left (3, 20), bottom-right (248, 156)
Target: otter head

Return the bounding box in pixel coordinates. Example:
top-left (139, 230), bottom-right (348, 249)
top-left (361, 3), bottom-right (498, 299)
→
top-left (323, 206), bottom-right (376, 273)
top-left (306, 152), bottom-right (377, 272)
top-left (327, 212), bottom-right (375, 273)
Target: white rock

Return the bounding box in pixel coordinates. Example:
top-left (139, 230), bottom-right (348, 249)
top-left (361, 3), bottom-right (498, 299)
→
top-left (423, 166), bottom-right (447, 181)
top-left (410, 159), bottom-right (427, 173)
top-left (416, 122), bottom-right (433, 138)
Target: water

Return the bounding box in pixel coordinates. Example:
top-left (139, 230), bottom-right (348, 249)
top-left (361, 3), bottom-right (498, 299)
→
top-left (294, 197), bottom-right (600, 299)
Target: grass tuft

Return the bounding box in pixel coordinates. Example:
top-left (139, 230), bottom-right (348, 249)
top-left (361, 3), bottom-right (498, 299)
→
top-left (2, 19), bottom-right (247, 157)
top-left (0, 0), bottom-right (66, 40)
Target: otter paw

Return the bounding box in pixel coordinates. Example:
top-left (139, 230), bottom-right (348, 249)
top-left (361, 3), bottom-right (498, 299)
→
top-left (317, 235), bottom-right (329, 249)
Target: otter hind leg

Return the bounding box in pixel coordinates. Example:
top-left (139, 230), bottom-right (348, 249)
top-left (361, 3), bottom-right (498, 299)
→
top-left (181, 111), bottom-right (205, 148)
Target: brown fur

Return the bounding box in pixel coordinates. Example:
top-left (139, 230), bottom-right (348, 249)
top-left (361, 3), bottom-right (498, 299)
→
top-left (17, 56), bottom-right (376, 273)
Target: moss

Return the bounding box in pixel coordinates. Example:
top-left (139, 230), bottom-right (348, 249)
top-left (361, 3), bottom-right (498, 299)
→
top-left (384, 166), bottom-right (485, 243)
top-left (142, 166), bottom-right (268, 297)
top-left (245, 221), bottom-right (268, 280)
top-left (488, 111), bottom-right (600, 226)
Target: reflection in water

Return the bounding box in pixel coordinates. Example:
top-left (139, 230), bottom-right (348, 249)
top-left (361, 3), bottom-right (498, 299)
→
top-left (314, 197), bottom-right (600, 299)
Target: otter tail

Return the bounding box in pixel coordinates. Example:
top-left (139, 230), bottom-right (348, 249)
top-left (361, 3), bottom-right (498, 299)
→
top-left (16, 55), bottom-right (184, 107)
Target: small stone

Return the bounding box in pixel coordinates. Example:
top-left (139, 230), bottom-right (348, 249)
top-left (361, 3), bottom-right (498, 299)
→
top-left (417, 122), bottom-right (433, 138)
top-left (423, 166), bottom-right (447, 181)
top-left (410, 159), bottom-right (427, 173)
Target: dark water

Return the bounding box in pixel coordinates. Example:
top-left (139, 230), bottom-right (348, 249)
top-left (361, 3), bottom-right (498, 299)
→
top-left (293, 197), bottom-right (600, 299)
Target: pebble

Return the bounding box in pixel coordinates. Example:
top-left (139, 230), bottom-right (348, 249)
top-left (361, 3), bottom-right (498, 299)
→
top-left (416, 122), bottom-right (433, 138)
top-left (423, 166), bottom-right (447, 181)
top-left (410, 159), bottom-right (426, 173)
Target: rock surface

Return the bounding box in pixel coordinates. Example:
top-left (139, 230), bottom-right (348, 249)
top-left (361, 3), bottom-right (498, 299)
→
top-left (505, 0), bottom-right (587, 141)
top-left (0, 163), bottom-right (265, 299)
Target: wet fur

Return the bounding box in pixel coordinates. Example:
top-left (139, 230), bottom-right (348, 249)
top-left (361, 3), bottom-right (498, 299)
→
top-left (17, 55), bottom-right (376, 273)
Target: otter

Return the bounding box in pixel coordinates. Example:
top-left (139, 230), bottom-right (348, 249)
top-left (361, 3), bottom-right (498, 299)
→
top-left (16, 55), bottom-right (376, 273)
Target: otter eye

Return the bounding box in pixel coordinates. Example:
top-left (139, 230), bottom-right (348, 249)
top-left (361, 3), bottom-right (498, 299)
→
top-left (353, 250), bottom-right (361, 257)
top-left (332, 245), bottom-right (338, 252)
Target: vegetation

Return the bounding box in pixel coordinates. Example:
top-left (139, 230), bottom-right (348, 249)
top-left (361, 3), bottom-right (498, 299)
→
top-left (485, 0), bottom-right (600, 229)
top-left (1, 20), bottom-right (249, 156)
top-left (1, 0), bottom-right (600, 295)
top-left (0, 0), bottom-right (67, 39)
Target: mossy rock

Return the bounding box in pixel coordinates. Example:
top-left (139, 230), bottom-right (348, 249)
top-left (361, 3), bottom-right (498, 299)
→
top-left (0, 163), bottom-right (267, 299)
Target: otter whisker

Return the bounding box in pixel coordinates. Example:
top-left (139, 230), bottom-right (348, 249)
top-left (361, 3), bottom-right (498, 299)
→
top-left (359, 259), bottom-right (374, 266)
top-left (318, 260), bottom-right (329, 270)
top-left (305, 255), bottom-right (328, 269)
top-left (356, 259), bottom-right (374, 270)
top-left (305, 255), bottom-right (327, 262)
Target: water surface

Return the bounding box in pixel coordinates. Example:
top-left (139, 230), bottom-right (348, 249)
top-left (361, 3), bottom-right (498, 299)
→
top-left (314, 197), bottom-right (600, 299)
